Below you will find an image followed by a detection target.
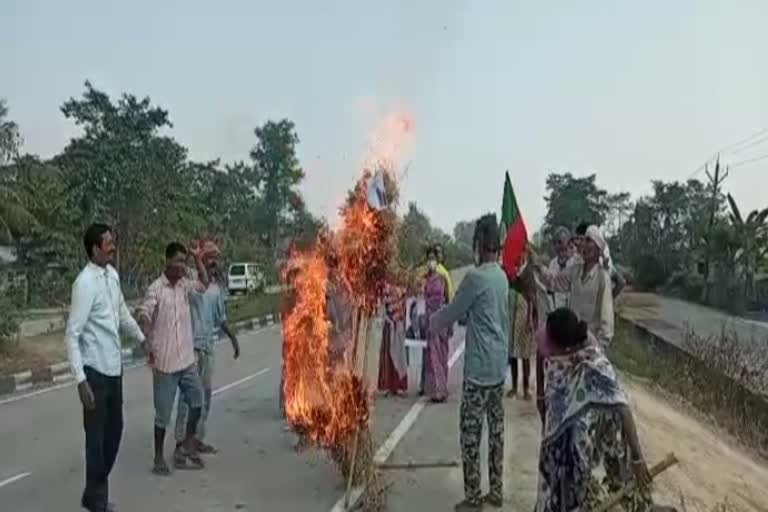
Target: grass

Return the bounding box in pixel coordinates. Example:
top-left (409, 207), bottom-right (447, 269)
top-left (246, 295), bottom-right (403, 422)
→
top-left (609, 317), bottom-right (768, 459)
top-left (0, 290), bottom-right (283, 377)
top-left (226, 291), bottom-right (281, 324)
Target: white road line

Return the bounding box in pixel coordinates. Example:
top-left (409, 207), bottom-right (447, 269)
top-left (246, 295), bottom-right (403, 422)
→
top-left (0, 326), bottom-right (277, 407)
top-left (212, 368), bottom-right (270, 396)
top-left (329, 340), bottom-right (466, 512)
top-left (0, 382), bottom-right (74, 406)
top-left (0, 472), bottom-right (31, 489)
top-left (0, 368), bottom-right (269, 492)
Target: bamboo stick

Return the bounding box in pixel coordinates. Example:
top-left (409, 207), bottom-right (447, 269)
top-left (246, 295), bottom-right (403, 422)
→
top-left (377, 460), bottom-right (459, 470)
top-left (594, 453), bottom-right (679, 512)
top-left (344, 316), bottom-right (374, 508)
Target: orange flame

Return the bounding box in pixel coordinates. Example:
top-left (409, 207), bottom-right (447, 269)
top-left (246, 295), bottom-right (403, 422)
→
top-left (282, 111), bottom-right (411, 450)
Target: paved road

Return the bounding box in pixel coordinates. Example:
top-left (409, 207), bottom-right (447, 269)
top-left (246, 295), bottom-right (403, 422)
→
top-left (0, 269), bottom-right (474, 512)
top-left (620, 292), bottom-right (768, 347)
top-left (0, 321), bottom-right (428, 512)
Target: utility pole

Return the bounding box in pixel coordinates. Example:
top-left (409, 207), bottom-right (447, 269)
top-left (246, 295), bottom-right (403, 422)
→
top-left (701, 157), bottom-right (729, 303)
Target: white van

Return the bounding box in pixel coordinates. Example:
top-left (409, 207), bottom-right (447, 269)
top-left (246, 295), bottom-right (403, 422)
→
top-left (227, 263), bottom-right (265, 295)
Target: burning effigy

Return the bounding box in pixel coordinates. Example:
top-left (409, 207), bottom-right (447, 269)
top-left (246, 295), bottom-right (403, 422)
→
top-left (281, 112), bottom-right (413, 509)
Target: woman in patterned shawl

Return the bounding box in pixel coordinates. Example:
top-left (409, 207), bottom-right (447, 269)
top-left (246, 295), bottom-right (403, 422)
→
top-left (535, 307), bottom-right (664, 512)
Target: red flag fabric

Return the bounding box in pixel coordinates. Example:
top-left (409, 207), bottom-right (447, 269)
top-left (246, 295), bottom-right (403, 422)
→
top-left (500, 171), bottom-right (528, 279)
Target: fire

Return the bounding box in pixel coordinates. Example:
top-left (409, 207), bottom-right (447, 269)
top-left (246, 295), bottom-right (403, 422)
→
top-left (281, 111), bottom-right (412, 454)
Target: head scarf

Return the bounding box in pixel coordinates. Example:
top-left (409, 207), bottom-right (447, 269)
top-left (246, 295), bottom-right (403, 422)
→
top-left (585, 225), bottom-right (607, 256)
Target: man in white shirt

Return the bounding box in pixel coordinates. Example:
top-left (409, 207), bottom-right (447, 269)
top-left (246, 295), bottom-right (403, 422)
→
top-left (65, 223), bottom-right (145, 512)
top-left (572, 222), bottom-right (626, 298)
top-left (547, 226), bottom-right (573, 309)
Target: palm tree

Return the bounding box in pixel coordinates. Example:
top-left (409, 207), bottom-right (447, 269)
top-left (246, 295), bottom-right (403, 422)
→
top-left (726, 193), bottom-right (768, 304)
top-left (0, 183), bottom-right (38, 244)
top-left (0, 100), bottom-right (37, 244)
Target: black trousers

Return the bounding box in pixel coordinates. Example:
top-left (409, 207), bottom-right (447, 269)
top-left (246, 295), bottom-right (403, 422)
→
top-left (82, 366), bottom-right (123, 511)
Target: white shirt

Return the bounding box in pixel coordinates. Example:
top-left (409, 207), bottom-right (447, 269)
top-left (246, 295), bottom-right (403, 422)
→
top-left (65, 262), bottom-right (145, 383)
top-left (547, 256), bottom-right (572, 310)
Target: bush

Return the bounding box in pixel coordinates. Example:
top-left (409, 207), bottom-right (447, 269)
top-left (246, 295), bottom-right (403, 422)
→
top-left (610, 318), bottom-right (768, 458)
top-left (631, 253), bottom-right (667, 290)
top-left (0, 286), bottom-right (22, 344)
top-left (664, 270), bottom-right (704, 303)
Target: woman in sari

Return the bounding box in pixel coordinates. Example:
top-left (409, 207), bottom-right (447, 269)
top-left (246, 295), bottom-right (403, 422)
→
top-left (378, 280), bottom-right (408, 396)
top-left (507, 286), bottom-right (535, 399)
top-left (423, 246), bottom-right (451, 403)
top-left (536, 307), bottom-right (674, 512)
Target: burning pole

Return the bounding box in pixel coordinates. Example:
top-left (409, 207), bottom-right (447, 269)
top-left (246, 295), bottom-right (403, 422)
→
top-left (282, 112), bottom-right (412, 511)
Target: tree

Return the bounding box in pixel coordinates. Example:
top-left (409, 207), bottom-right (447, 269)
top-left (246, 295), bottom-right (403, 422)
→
top-left (55, 81), bottom-right (192, 289)
top-left (726, 193), bottom-right (768, 304)
top-left (452, 220), bottom-right (475, 249)
top-left (0, 101), bottom-right (38, 243)
top-left (248, 120), bottom-right (305, 258)
top-left (543, 173), bottom-right (609, 237)
top-left (396, 203), bottom-right (433, 268)
top-left (0, 99), bottom-right (22, 165)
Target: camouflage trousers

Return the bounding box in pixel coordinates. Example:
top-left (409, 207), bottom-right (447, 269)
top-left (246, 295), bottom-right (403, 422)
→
top-left (459, 380), bottom-right (505, 505)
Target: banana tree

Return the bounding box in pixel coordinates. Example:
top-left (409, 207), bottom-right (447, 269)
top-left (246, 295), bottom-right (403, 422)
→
top-left (726, 193), bottom-right (768, 304)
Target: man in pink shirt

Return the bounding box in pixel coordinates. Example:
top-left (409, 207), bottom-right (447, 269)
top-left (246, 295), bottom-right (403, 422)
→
top-left (141, 241), bottom-right (209, 475)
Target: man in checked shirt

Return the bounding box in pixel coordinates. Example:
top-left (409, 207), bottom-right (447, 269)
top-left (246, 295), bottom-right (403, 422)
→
top-left (141, 241), bottom-right (210, 475)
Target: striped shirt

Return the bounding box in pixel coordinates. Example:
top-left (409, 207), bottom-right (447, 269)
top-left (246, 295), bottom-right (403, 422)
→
top-left (141, 274), bottom-right (203, 374)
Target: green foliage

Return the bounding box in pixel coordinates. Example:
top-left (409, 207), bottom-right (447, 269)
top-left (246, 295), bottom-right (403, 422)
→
top-left (725, 193), bottom-right (768, 305)
top-left (247, 119), bottom-right (306, 257)
top-left (0, 99), bottom-right (22, 165)
top-left (394, 202), bottom-right (474, 270)
top-left (543, 173), bottom-right (608, 237)
top-left (541, 169), bottom-right (768, 312)
top-left (0, 84), bottom-right (323, 305)
top-left (0, 277), bottom-right (22, 344)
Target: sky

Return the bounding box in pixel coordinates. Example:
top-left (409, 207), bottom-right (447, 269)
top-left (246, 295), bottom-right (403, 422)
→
top-left (3, 0), bottom-right (768, 234)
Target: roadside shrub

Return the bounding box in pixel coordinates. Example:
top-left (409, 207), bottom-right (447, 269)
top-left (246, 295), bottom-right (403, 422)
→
top-left (610, 318), bottom-right (768, 458)
top-left (0, 285), bottom-right (22, 344)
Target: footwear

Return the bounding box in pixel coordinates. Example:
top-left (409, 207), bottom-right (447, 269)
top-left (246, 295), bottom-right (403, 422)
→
top-left (196, 441), bottom-right (218, 454)
top-left (506, 389), bottom-right (517, 398)
top-left (81, 498), bottom-right (114, 512)
top-left (151, 458), bottom-right (171, 476)
top-left (523, 390), bottom-right (532, 401)
top-left (175, 445), bottom-right (205, 470)
top-left (454, 499), bottom-right (483, 511)
top-left (483, 493), bottom-right (503, 508)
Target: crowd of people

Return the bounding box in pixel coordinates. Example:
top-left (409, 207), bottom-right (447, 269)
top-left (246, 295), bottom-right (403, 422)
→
top-left (64, 215), bottom-right (670, 512)
top-left (374, 216), bottom-right (673, 512)
top-left (65, 224), bottom-right (240, 512)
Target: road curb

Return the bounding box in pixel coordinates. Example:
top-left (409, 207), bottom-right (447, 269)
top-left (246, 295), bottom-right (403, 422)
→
top-left (0, 312), bottom-right (280, 398)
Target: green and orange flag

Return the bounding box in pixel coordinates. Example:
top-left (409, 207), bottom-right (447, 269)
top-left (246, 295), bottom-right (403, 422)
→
top-left (500, 171), bottom-right (528, 280)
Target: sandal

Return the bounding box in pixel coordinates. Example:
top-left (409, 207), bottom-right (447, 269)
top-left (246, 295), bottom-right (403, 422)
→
top-left (173, 447), bottom-right (188, 469)
top-left (174, 446), bottom-right (205, 470)
top-left (197, 441), bottom-right (218, 454)
top-left (152, 459), bottom-right (171, 476)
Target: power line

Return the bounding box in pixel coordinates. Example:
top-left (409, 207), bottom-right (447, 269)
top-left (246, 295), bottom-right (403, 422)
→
top-left (729, 133), bottom-right (768, 155)
top-left (719, 127), bottom-right (768, 154)
top-left (730, 152), bottom-right (768, 168)
top-left (686, 127), bottom-right (768, 180)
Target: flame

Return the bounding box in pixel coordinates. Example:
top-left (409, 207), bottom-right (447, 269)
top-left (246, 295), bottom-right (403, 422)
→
top-left (281, 111), bottom-right (411, 451)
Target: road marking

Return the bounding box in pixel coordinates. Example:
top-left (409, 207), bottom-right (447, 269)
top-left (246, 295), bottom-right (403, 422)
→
top-left (0, 382), bottom-right (74, 406)
top-left (0, 472), bottom-right (31, 489)
top-left (0, 325), bottom-right (277, 407)
top-left (329, 340), bottom-right (466, 512)
top-left (212, 368), bottom-right (270, 396)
